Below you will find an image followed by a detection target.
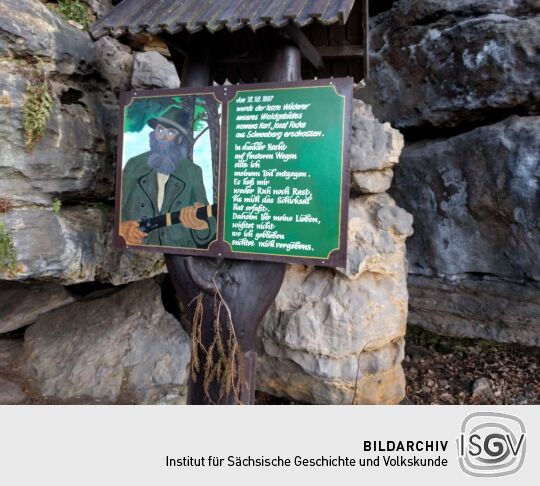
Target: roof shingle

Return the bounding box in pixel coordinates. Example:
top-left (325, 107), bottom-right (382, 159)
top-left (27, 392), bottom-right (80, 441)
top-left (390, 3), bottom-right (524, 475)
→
top-left (91, 0), bottom-right (357, 38)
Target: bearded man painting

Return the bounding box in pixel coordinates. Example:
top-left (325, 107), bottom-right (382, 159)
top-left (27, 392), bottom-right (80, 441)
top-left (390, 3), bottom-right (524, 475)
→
top-left (119, 105), bottom-right (217, 249)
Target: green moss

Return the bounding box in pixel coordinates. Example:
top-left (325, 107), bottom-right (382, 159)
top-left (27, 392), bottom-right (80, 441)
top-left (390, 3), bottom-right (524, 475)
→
top-left (52, 198), bottom-right (62, 214)
top-left (57, 0), bottom-right (94, 29)
top-left (23, 77), bottom-right (53, 153)
top-left (0, 221), bottom-right (18, 276)
top-left (82, 202), bottom-right (113, 211)
top-left (407, 324), bottom-right (505, 355)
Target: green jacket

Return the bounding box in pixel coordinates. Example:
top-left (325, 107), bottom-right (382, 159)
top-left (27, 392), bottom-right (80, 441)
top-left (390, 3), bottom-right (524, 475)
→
top-left (121, 152), bottom-right (216, 248)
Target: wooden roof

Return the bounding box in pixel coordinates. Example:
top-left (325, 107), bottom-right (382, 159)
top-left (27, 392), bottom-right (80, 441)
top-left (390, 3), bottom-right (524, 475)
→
top-left (91, 0), bottom-right (369, 83)
top-left (91, 0), bottom-right (357, 38)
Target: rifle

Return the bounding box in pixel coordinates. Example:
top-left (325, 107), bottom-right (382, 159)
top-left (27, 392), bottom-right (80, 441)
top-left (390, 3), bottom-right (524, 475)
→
top-left (139, 204), bottom-right (217, 233)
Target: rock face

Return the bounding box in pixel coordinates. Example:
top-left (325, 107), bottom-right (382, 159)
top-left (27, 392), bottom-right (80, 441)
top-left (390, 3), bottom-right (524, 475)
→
top-left (95, 36), bottom-right (134, 91)
top-left (0, 340), bottom-right (25, 404)
top-left (0, 0), bottom-right (116, 207)
top-left (0, 340), bottom-right (23, 370)
top-left (362, 0), bottom-right (540, 129)
top-left (393, 116), bottom-right (540, 346)
top-left (0, 377), bottom-right (26, 405)
top-left (395, 116), bottom-right (540, 281)
top-left (408, 275), bottom-right (540, 347)
top-left (0, 0), bottom-right (165, 285)
top-left (82, 0), bottom-right (113, 18)
top-left (365, 0), bottom-right (540, 347)
top-left (0, 281), bottom-right (75, 333)
top-left (349, 102), bottom-right (403, 194)
top-left (132, 51), bottom-right (180, 90)
top-left (257, 102), bottom-right (412, 404)
top-left (24, 279), bottom-right (190, 403)
top-left (1, 206), bottom-right (165, 284)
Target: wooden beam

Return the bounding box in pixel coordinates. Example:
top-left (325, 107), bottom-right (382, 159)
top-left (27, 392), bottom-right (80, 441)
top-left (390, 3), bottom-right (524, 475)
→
top-left (282, 23), bottom-right (325, 70)
top-left (316, 45), bottom-right (363, 58)
top-left (217, 57), bottom-right (263, 64)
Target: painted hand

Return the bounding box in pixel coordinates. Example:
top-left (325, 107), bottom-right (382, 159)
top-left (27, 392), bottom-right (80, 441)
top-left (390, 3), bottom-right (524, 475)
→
top-left (180, 203), bottom-right (209, 230)
top-left (119, 220), bottom-right (148, 245)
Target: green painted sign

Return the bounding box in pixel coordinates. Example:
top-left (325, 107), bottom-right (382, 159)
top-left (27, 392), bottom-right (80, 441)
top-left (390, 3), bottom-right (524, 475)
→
top-left (224, 85), bottom-right (346, 262)
top-left (116, 78), bottom-right (352, 267)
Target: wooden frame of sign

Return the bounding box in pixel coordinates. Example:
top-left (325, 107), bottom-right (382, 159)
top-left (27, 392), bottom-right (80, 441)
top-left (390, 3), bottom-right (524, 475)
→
top-left (114, 77), bottom-right (352, 268)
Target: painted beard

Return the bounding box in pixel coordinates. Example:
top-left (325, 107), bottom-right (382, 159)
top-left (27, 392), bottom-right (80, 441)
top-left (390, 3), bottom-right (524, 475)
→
top-left (147, 130), bottom-right (187, 175)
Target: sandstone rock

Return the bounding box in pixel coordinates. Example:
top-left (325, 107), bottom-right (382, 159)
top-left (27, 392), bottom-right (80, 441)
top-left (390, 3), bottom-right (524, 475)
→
top-left (352, 168), bottom-right (393, 194)
top-left (394, 115), bottom-right (540, 346)
top-left (471, 377), bottom-right (495, 403)
top-left (1, 206), bottom-right (165, 284)
top-left (258, 352), bottom-right (406, 405)
top-left (0, 281), bottom-right (75, 333)
top-left (94, 36), bottom-right (134, 91)
top-left (132, 51), bottom-right (180, 90)
top-left (341, 194), bottom-right (412, 281)
top-left (362, 2), bottom-right (540, 128)
top-left (141, 385), bottom-right (187, 405)
top-left (349, 100), bottom-right (402, 195)
top-left (257, 194), bottom-right (410, 404)
top-left (0, 1), bottom-right (124, 207)
top-left (24, 279), bottom-right (190, 403)
top-left (393, 115), bottom-right (540, 280)
top-left (124, 32), bottom-right (171, 57)
top-left (0, 0), bottom-right (97, 76)
top-left (0, 377), bottom-right (26, 404)
top-left (97, 246), bottom-right (166, 286)
top-left (82, 0), bottom-right (113, 18)
top-left (255, 99), bottom-right (411, 404)
top-left (350, 100), bottom-right (403, 172)
top-left (0, 66), bottom-right (115, 206)
top-left (2, 207), bottom-right (107, 283)
top-left (408, 275), bottom-right (540, 347)
top-left (0, 340), bottom-right (23, 369)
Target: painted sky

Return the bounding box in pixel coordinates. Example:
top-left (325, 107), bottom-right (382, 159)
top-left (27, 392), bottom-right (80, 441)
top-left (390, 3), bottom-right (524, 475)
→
top-left (122, 115), bottom-right (215, 203)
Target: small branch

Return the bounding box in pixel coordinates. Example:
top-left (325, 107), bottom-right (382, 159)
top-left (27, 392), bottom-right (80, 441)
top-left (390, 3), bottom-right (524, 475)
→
top-left (193, 126), bottom-right (209, 146)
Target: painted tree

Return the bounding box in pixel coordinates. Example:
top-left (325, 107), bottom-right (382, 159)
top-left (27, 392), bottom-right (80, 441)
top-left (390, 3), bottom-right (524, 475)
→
top-left (204, 95), bottom-right (220, 203)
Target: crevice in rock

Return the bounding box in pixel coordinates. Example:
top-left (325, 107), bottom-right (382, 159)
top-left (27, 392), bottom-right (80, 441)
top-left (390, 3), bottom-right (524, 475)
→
top-left (400, 106), bottom-right (533, 143)
top-left (408, 12), bottom-right (475, 27)
top-left (408, 272), bottom-right (540, 287)
top-left (60, 87), bottom-right (85, 106)
top-left (159, 274), bottom-right (181, 320)
top-left (369, 0), bottom-right (397, 17)
top-left (77, 71), bottom-right (108, 86)
top-left (405, 9), bottom-right (533, 27)
top-left (54, 196), bottom-right (114, 208)
top-left (0, 327), bottom-right (27, 340)
top-left (66, 281), bottom-right (121, 298)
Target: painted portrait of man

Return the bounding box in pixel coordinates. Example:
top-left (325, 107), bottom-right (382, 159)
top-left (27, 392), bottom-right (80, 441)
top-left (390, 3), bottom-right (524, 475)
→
top-left (119, 102), bottom-right (218, 249)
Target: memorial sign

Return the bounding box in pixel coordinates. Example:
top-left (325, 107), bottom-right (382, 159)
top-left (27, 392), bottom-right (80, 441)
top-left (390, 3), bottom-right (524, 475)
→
top-left (115, 78), bottom-right (352, 267)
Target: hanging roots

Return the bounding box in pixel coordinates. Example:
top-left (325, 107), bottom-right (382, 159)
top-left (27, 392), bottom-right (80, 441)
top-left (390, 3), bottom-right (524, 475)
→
top-left (190, 282), bottom-right (246, 404)
top-left (190, 293), bottom-right (204, 383)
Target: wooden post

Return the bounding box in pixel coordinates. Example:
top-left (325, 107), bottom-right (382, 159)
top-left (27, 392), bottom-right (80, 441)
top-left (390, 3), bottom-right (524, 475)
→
top-left (164, 36), bottom-right (301, 405)
top-left (362, 0), bottom-right (369, 79)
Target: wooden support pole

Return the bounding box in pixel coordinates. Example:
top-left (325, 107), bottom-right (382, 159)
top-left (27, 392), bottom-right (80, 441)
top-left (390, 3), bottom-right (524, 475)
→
top-left (282, 24), bottom-right (324, 70)
top-left (262, 42), bottom-right (301, 83)
top-left (362, 0), bottom-right (370, 79)
top-left (163, 35), bottom-right (301, 405)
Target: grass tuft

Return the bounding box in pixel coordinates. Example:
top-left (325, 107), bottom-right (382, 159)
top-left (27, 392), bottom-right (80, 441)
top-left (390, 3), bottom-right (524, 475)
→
top-left (56, 0), bottom-right (94, 29)
top-left (0, 221), bottom-right (18, 276)
top-left (23, 76), bottom-right (53, 152)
